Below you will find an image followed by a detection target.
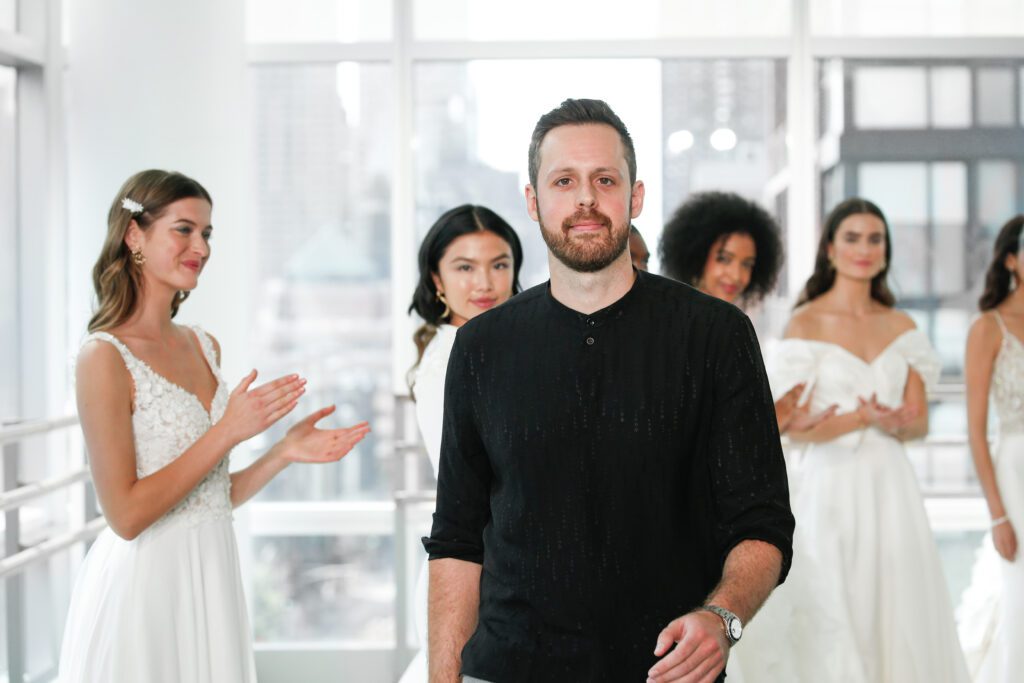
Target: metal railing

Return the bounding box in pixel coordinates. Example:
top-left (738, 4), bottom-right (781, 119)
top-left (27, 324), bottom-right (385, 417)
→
top-left (0, 415), bottom-right (105, 683)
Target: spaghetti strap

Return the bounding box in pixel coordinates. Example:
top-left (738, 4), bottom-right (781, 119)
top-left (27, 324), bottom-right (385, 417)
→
top-left (992, 310), bottom-right (1010, 341)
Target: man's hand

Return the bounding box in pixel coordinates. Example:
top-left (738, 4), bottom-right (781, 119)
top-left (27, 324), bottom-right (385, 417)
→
top-left (646, 611), bottom-right (728, 683)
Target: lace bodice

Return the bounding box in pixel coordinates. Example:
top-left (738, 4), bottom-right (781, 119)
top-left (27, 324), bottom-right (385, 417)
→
top-left (82, 327), bottom-right (233, 530)
top-left (990, 311), bottom-right (1024, 435)
top-left (768, 329), bottom-right (940, 445)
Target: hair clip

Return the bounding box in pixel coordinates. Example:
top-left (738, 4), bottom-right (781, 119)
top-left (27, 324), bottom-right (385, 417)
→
top-left (121, 197), bottom-right (144, 214)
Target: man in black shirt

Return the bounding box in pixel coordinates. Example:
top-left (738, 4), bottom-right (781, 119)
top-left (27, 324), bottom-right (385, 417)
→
top-left (424, 99), bottom-right (794, 683)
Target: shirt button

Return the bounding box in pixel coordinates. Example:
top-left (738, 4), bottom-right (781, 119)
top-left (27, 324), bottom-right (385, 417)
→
top-left (586, 336), bottom-right (595, 346)
top-left (587, 319), bottom-right (596, 326)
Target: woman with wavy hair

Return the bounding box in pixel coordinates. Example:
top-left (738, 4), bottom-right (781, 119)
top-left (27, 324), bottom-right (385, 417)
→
top-left (399, 204), bottom-right (522, 683)
top-left (739, 198), bottom-right (969, 682)
top-left (957, 215), bottom-right (1024, 682)
top-left (59, 170), bottom-right (371, 682)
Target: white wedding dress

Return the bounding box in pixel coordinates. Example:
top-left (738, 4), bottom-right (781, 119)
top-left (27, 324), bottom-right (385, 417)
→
top-left (735, 329), bottom-right (969, 682)
top-left (58, 327), bottom-right (257, 683)
top-left (398, 324), bottom-right (458, 683)
top-left (957, 311), bottom-right (1024, 682)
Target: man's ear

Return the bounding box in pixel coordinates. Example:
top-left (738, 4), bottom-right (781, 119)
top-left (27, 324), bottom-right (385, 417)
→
top-left (525, 184), bottom-right (540, 223)
top-left (630, 180), bottom-right (645, 219)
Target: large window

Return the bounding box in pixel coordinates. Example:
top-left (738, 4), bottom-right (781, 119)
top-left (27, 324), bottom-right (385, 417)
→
top-left (247, 62), bottom-right (396, 643)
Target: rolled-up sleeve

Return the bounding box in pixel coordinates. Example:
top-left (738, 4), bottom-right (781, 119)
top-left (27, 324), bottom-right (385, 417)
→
top-left (707, 312), bottom-right (795, 582)
top-left (422, 331), bottom-right (493, 564)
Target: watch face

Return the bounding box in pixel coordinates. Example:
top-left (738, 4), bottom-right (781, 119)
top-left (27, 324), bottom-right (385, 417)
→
top-left (729, 619), bottom-right (743, 640)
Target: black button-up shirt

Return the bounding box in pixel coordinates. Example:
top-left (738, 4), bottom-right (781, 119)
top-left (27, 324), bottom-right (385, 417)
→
top-left (424, 270), bottom-right (794, 682)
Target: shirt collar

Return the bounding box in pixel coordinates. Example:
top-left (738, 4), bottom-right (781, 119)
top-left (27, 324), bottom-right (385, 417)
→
top-left (544, 267), bottom-right (646, 329)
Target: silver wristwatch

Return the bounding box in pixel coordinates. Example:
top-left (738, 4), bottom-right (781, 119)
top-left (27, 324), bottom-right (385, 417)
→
top-left (700, 605), bottom-right (743, 645)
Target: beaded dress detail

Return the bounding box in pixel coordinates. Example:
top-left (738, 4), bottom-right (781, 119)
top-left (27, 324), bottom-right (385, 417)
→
top-left (85, 328), bottom-right (233, 528)
top-left (991, 311), bottom-right (1024, 435)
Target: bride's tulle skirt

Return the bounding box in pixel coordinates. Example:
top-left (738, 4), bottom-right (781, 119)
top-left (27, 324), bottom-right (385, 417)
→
top-left (58, 517), bottom-right (257, 683)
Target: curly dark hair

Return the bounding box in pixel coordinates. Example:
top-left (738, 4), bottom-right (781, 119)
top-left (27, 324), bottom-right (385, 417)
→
top-left (979, 215), bottom-right (1024, 311)
top-left (658, 191), bottom-right (784, 304)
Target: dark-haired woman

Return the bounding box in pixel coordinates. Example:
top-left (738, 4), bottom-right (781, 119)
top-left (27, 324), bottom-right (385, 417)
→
top-left (957, 216), bottom-right (1024, 682)
top-left (58, 171), bottom-right (370, 682)
top-left (659, 191), bottom-right (835, 434)
top-left (750, 198), bottom-right (969, 681)
top-left (399, 204), bottom-right (523, 683)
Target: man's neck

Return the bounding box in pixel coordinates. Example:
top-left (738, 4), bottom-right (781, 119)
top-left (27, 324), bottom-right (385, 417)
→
top-left (548, 251), bottom-right (636, 315)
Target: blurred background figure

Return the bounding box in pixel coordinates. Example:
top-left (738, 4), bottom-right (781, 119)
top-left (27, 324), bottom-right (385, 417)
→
top-left (742, 198), bottom-right (969, 683)
top-left (628, 224), bottom-right (650, 271)
top-left (958, 215), bottom-right (1024, 683)
top-left (400, 204), bottom-right (523, 683)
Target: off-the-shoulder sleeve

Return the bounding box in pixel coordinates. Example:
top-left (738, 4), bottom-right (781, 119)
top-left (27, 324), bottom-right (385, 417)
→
top-left (764, 338), bottom-right (820, 402)
top-left (894, 329), bottom-right (941, 392)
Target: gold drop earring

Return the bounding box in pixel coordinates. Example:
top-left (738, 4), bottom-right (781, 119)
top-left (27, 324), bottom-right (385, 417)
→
top-left (131, 247), bottom-right (146, 267)
top-left (436, 290), bottom-right (451, 320)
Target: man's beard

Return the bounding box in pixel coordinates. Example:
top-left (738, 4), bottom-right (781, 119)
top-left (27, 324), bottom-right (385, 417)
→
top-left (540, 207), bottom-right (630, 273)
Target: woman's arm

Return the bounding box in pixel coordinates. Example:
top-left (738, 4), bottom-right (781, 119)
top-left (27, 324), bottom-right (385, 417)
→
top-left (785, 410), bottom-right (866, 443)
top-left (229, 406), bottom-right (370, 507)
top-left (964, 316), bottom-right (1018, 559)
top-left (77, 341), bottom-right (304, 540)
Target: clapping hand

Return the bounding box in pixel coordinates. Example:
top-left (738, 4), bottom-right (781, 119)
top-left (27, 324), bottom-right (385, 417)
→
top-left (856, 393), bottom-right (918, 436)
top-left (775, 383), bottom-right (838, 434)
top-left (276, 405), bottom-right (371, 464)
top-left (220, 370), bottom-right (306, 445)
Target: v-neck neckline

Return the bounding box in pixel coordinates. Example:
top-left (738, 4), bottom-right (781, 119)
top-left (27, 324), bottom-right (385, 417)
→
top-left (105, 328), bottom-right (220, 418)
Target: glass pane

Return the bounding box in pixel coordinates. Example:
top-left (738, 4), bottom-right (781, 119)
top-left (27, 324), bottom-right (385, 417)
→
top-left (813, 0), bottom-right (1024, 36)
top-left (931, 163), bottom-right (967, 295)
top-left (413, 58), bottom-right (664, 285)
top-left (976, 67), bottom-right (1016, 127)
top-left (0, 0), bottom-right (14, 32)
top-left (977, 160), bottom-right (1018, 235)
top-left (251, 535), bottom-right (394, 642)
top-left (414, 0), bottom-right (790, 40)
top-left (858, 162), bottom-right (929, 223)
top-left (246, 0), bottom-right (391, 42)
top-left (1020, 67), bottom-right (1024, 127)
top-left (934, 309), bottom-right (972, 378)
top-left (859, 163), bottom-right (929, 297)
top-left (853, 67), bottom-right (928, 129)
top-left (0, 66), bottom-right (15, 420)
top-left (25, 551), bottom-right (73, 679)
top-left (248, 63), bottom-right (394, 501)
top-left (930, 67), bottom-right (971, 128)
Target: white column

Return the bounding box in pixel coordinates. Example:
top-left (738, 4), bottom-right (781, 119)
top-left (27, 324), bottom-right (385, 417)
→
top-left (786, 0), bottom-right (818, 300)
top-left (67, 0), bottom-right (252, 381)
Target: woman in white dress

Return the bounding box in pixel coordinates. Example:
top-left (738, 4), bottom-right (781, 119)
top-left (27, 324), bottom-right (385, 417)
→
top-left (398, 204), bottom-right (523, 683)
top-left (58, 170), bottom-right (371, 682)
top-left (750, 198), bottom-right (969, 681)
top-left (958, 215), bottom-right (1024, 682)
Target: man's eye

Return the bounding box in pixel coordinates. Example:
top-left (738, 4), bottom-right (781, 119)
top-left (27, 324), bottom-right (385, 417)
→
top-left (555, 178), bottom-right (571, 186)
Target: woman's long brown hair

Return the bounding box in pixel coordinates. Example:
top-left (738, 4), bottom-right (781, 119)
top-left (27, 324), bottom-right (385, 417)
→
top-left (88, 170), bottom-right (212, 332)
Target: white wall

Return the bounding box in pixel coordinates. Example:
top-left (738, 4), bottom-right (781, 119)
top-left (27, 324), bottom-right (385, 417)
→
top-left (67, 0), bottom-right (253, 381)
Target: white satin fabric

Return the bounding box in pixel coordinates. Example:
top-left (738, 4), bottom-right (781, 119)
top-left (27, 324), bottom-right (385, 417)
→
top-left (734, 330), bottom-right (969, 683)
